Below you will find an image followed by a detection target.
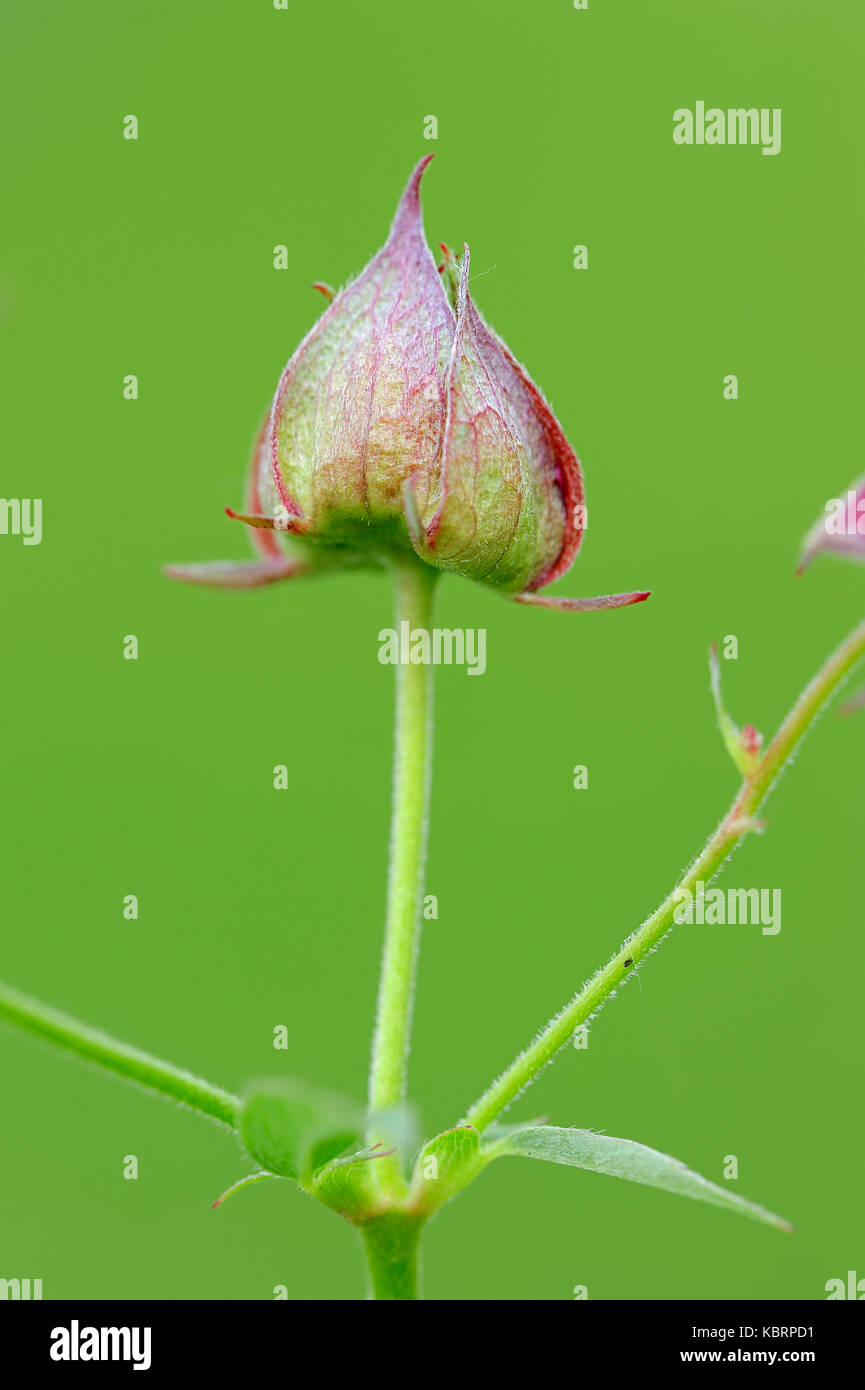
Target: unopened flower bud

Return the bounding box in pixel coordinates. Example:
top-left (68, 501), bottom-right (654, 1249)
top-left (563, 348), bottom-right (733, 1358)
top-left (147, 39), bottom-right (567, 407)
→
top-left (168, 159), bottom-right (648, 613)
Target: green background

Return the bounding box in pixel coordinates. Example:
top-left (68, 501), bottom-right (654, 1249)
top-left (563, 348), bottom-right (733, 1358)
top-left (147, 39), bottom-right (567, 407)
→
top-left (1, 0), bottom-right (862, 1300)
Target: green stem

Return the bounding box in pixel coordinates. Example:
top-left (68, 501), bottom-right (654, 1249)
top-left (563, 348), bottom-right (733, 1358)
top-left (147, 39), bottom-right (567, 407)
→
top-left (466, 617), bottom-right (865, 1133)
top-left (360, 1212), bottom-right (424, 1300)
top-left (0, 980), bottom-right (240, 1129)
top-left (368, 557), bottom-right (437, 1133)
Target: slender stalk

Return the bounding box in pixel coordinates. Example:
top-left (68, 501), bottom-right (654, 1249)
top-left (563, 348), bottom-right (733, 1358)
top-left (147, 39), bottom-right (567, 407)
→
top-left (0, 980), bottom-right (240, 1129)
top-left (368, 556), bottom-right (438, 1130)
top-left (466, 617), bottom-right (865, 1133)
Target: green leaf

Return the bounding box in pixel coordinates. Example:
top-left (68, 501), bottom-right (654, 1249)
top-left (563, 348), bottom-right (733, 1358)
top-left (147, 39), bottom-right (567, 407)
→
top-left (238, 1079), bottom-right (364, 1186)
top-left (486, 1125), bottom-right (792, 1232)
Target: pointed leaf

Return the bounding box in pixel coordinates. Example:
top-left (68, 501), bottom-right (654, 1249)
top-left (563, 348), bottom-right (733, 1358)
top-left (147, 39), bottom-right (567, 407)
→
top-left (487, 1125), bottom-right (791, 1232)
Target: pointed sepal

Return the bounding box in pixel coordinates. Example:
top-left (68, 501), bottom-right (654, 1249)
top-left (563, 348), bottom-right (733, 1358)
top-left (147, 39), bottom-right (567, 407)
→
top-left (710, 642), bottom-right (763, 776)
top-left (269, 155), bottom-right (453, 530)
top-left (211, 1170), bottom-right (281, 1208)
top-left (163, 558), bottom-right (303, 589)
top-left (514, 588), bottom-right (651, 612)
top-left (409, 1124), bottom-right (487, 1214)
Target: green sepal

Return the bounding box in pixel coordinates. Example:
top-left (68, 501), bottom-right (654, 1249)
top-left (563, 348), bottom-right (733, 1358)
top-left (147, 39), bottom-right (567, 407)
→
top-left (710, 643), bottom-right (763, 776)
top-left (313, 1103), bottom-right (419, 1220)
top-left (410, 1124), bottom-right (488, 1212)
top-left (312, 1150), bottom-right (383, 1221)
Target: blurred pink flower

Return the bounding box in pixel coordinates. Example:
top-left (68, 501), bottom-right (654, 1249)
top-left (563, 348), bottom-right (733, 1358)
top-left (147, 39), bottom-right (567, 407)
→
top-left (798, 475), bottom-right (865, 574)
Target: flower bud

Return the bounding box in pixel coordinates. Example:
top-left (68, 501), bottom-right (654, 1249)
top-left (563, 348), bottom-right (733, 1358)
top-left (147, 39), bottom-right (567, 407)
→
top-left (168, 159), bottom-right (647, 613)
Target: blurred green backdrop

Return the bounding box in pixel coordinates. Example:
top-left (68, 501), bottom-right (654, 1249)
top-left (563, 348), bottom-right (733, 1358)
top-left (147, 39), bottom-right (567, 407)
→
top-left (1, 0), bottom-right (862, 1300)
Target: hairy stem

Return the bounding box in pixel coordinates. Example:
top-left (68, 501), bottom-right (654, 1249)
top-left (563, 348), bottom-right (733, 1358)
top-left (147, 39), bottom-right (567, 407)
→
top-left (0, 980), bottom-right (240, 1129)
top-left (368, 557), bottom-right (437, 1137)
top-left (359, 1212), bottom-right (424, 1300)
top-left (466, 617), bottom-right (865, 1133)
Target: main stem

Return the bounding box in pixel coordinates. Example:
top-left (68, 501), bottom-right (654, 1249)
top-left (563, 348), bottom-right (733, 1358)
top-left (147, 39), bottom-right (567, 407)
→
top-left (368, 556), bottom-right (437, 1130)
top-left (359, 1212), bottom-right (425, 1301)
top-left (466, 616), bottom-right (865, 1133)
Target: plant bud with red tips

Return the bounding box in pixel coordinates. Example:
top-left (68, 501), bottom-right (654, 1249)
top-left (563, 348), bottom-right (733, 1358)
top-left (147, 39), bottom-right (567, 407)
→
top-left (168, 158), bottom-right (648, 613)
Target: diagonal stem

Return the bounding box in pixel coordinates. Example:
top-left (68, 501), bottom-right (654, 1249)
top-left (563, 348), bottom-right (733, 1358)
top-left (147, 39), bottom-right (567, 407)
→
top-left (368, 555), bottom-right (437, 1129)
top-left (0, 980), bottom-right (241, 1129)
top-left (465, 616), bottom-right (865, 1133)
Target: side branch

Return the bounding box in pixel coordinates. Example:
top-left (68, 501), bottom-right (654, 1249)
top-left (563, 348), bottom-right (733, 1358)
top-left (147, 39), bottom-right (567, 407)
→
top-left (466, 618), bottom-right (865, 1133)
top-left (0, 981), bottom-right (241, 1130)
